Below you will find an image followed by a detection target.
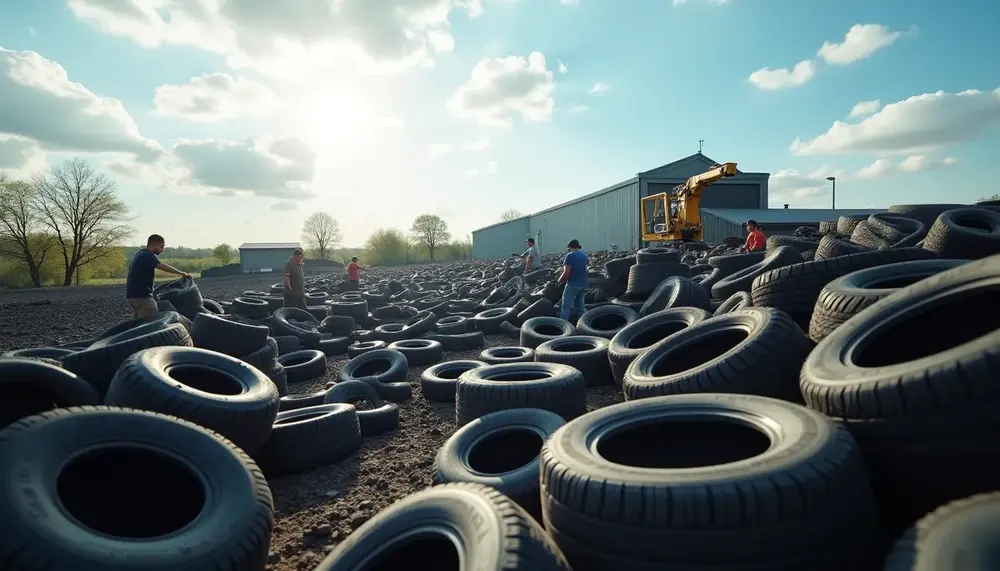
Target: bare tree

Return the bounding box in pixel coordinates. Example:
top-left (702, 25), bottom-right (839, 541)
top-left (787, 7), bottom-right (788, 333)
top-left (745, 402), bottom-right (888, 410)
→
top-left (0, 174), bottom-right (56, 286)
top-left (302, 212), bottom-right (342, 260)
top-left (32, 158), bottom-right (133, 286)
top-left (410, 214), bottom-right (451, 261)
top-left (500, 208), bottom-right (525, 222)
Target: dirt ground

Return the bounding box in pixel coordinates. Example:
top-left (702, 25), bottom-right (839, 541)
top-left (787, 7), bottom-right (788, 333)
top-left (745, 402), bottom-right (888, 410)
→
top-left (0, 273), bottom-right (624, 570)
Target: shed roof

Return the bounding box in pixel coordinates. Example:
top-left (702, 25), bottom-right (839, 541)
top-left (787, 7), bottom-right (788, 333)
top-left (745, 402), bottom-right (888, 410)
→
top-left (702, 208), bottom-right (887, 225)
top-left (238, 242), bottom-right (302, 250)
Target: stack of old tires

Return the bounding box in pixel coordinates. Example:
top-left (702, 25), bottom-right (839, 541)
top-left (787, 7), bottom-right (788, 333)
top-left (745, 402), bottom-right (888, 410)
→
top-left (311, 203), bottom-right (1000, 571)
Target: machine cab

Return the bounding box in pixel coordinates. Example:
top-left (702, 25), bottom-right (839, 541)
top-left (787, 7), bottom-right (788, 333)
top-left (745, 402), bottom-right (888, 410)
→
top-left (641, 192), bottom-right (675, 240)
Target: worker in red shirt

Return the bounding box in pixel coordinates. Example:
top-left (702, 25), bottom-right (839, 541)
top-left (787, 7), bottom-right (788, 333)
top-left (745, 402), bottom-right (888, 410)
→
top-left (743, 219), bottom-right (765, 252)
top-left (347, 256), bottom-right (361, 291)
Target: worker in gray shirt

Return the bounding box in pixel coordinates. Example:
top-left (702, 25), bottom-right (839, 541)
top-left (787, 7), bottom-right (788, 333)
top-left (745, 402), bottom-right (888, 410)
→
top-left (523, 237), bottom-right (541, 274)
top-left (283, 248), bottom-right (307, 310)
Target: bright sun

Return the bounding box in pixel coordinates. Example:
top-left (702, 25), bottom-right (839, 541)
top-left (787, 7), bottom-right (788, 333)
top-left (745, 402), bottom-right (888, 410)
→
top-left (294, 90), bottom-right (374, 151)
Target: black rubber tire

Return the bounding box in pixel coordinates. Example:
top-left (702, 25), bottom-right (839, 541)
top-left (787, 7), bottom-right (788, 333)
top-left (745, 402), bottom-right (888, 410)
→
top-left (474, 307), bottom-right (518, 334)
top-left (338, 349), bottom-right (411, 402)
top-left (708, 251), bottom-right (765, 272)
top-left (190, 312), bottom-right (269, 357)
top-left (320, 315), bottom-right (355, 336)
top-left (575, 304), bottom-right (638, 339)
top-left (347, 340), bottom-right (386, 358)
top-left (626, 262), bottom-right (690, 297)
top-left (535, 335), bottom-right (613, 387)
top-left (313, 483), bottom-right (571, 571)
top-left (750, 247), bottom-right (939, 329)
top-left (272, 335), bottom-right (303, 355)
top-left (434, 408), bottom-right (566, 518)
top-left (713, 290), bottom-right (753, 316)
top-left (269, 307), bottom-right (322, 346)
top-left (480, 346), bottom-right (535, 364)
top-left (766, 235), bottom-right (820, 254)
top-left (0, 406), bottom-right (273, 570)
top-left (3, 347), bottom-right (76, 359)
top-left (887, 203), bottom-right (966, 229)
top-left (539, 393), bottom-right (879, 571)
top-left (277, 349), bottom-right (327, 383)
top-left (254, 403), bottom-right (362, 477)
top-left (517, 298), bottom-right (556, 323)
top-left (239, 337), bottom-right (279, 372)
top-left (387, 339), bottom-right (444, 366)
top-left (105, 346), bottom-right (280, 455)
top-left (278, 387), bottom-right (330, 411)
top-left (923, 207), bottom-right (1000, 259)
top-left (520, 316), bottom-right (576, 349)
top-left (202, 298), bottom-right (224, 314)
top-left (318, 336), bottom-right (351, 356)
top-left (808, 258), bottom-right (969, 342)
top-left (623, 307), bottom-right (812, 403)
top-left (639, 275), bottom-right (711, 316)
top-left (323, 380), bottom-right (399, 435)
top-left (883, 492), bottom-right (1000, 571)
top-left (90, 310), bottom-right (188, 344)
top-left (231, 296), bottom-right (270, 319)
top-left (421, 331), bottom-right (485, 352)
top-left (800, 255), bottom-right (1000, 533)
top-left (499, 320), bottom-right (522, 339)
top-left (60, 322), bottom-right (192, 397)
top-left (712, 246), bottom-right (803, 300)
top-left (420, 360), bottom-right (488, 402)
top-left (455, 362), bottom-right (587, 426)
top-left (814, 234), bottom-right (870, 260)
top-left (838, 214), bottom-right (868, 235)
top-left (636, 247), bottom-right (680, 264)
top-left (607, 307), bottom-right (712, 385)
top-left (435, 315), bottom-right (469, 334)
top-left (152, 277), bottom-right (203, 317)
top-left (0, 357), bottom-right (100, 428)
top-left (269, 364), bottom-right (289, 397)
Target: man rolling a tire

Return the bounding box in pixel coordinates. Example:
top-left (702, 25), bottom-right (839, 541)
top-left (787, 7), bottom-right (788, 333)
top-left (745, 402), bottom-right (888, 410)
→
top-left (283, 248), bottom-right (307, 310)
top-left (125, 234), bottom-right (191, 318)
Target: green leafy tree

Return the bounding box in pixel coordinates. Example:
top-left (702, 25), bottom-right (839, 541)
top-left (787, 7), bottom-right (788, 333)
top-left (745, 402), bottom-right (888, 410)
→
top-left (302, 212), bottom-right (342, 260)
top-left (363, 227), bottom-right (407, 266)
top-left (409, 214), bottom-right (451, 261)
top-left (212, 243), bottom-right (235, 265)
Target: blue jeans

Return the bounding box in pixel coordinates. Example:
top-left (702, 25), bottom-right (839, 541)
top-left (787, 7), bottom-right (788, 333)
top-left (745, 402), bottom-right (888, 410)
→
top-left (560, 283), bottom-right (587, 322)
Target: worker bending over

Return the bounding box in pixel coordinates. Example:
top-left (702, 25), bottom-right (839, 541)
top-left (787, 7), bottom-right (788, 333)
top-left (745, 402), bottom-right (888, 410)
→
top-left (523, 237), bottom-right (541, 274)
top-left (744, 220), bottom-right (765, 252)
top-left (558, 239), bottom-right (588, 322)
top-left (125, 234), bottom-right (191, 318)
top-left (283, 248), bottom-right (307, 309)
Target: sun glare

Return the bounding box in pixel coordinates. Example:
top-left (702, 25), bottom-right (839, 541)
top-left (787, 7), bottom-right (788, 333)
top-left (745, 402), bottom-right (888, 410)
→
top-left (294, 90), bottom-right (374, 151)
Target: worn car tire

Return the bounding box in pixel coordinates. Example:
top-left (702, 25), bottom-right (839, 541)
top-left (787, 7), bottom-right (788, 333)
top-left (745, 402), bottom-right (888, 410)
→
top-left (338, 349), bottom-right (410, 402)
top-left (607, 307), bottom-right (712, 385)
top-left (455, 362), bottom-right (587, 426)
top-left (0, 357), bottom-right (100, 429)
top-left (520, 317), bottom-right (576, 349)
top-left (575, 304), bottom-right (638, 339)
top-left (420, 360), bottom-right (488, 403)
top-left (323, 380), bottom-right (399, 435)
top-left (535, 335), bottom-right (613, 387)
top-left (255, 404), bottom-right (362, 477)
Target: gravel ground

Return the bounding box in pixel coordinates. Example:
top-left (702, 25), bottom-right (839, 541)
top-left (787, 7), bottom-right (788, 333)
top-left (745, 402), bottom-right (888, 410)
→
top-left (0, 273), bottom-right (624, 571)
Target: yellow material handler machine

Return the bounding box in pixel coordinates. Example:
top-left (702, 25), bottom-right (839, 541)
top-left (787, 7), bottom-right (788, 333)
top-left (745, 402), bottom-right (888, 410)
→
top-left (640, 161), bottom-right (738, 242)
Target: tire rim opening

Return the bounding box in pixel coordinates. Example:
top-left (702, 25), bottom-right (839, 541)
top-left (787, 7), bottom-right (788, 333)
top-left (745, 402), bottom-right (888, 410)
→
top-left (168, 365), bottom-right (244, 395)
top-left (550, 342), bottom-right (595, 353)
top-left (853, 288), bottom-right (1000, 367)
top-left (398, 341), bottom-right (429, 348)
top-left (598, 418), bottom-right (771, 468)
top-left (284, 354), bottom-right (314, 366)
top-left (484, 370), bottom-right (552, 381)
top-left (275, 411), bottom-right (329, 425)
top-left (468, 429), bottom-right (544, 474)
top-left (590, 313), bottom-right (627, 331)
top-left (58, 446), bottom-right (205, 538)
top-left (532, 324), bottom-right (565, 336)
top-left (354, 359), bottom-right (392, 377)
top-left (0, 382), bottom-right (61, 427)
top-left (362, 533), bottom-right (459, 571)
top-left (864, 274), bottom-right (937, 290)
top-left (954, 216), bottom-right (994, 233)
top-left (351, 399), bottom-right (371, 411)
top-left (629, 321), bottom-right (689, 349)
top-left (437, 366), bottom-right (473, 379)
top-left (651, 330), bottom-right (748, 376)
top-left (490, 348), bottom-right (527, 359)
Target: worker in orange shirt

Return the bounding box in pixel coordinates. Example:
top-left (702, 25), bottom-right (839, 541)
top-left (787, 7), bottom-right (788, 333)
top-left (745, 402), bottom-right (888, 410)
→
top-left (743, 219), bottom-right (765, 252)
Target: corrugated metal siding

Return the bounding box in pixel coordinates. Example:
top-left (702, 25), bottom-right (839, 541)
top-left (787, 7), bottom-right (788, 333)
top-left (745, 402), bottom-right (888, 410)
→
top-left (701, 211), bottom-right (746, 245)
top-left (528, 181), bottom-right (640, 255)
top-left (472, 217), bottom-right (530, 259)
top-left (240, 249), bottom-right (296, 273)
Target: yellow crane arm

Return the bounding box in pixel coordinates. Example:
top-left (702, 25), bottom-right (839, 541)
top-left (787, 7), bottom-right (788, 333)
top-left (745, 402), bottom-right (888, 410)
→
top-left (674, 162), bottom-right (737, 228)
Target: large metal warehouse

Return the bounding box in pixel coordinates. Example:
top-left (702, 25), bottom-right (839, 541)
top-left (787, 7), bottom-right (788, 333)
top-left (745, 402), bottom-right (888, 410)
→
top-left (700, 208), bottom-right (887, 244)
top-left (473, 153), bottom-right (770, 258)
top-left (239, 242), bottom-right (302, 273)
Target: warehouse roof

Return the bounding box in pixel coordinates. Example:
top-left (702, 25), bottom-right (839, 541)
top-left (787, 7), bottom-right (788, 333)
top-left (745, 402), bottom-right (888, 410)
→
top-left (702, 208), bottom-right (887, 225)
top-left (238, 242), bottom-right (302, 250)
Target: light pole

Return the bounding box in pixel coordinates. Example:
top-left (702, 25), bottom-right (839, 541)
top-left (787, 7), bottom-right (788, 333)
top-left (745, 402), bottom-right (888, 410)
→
top-left (826, 176), bottom-right (836, 209)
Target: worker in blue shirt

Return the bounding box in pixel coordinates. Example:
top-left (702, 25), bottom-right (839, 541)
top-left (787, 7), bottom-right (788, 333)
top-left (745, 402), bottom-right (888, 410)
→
top-left (558, 239), bottom-right (588, 322)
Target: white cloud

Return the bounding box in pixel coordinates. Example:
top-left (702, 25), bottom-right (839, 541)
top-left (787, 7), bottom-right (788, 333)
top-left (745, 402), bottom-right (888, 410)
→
top-left (590, 82), bottom-right (609, 93)
top-left (462, 136), bottom-right (491, 151)
top-left (378, 117), bottom-right (406, 129)
top-left (68, 0), bottom-right (488, 77)
top-left (0, 47), bottom-right (162, 160)
top-left (0, 135), bottom-right (46, 178)
top-left (748, 60), bottom-right (815, 90)
top-left (172, 136), bottom-right (317, 199)
top-left (849, 99), bottom-right (881, 118)
top-left (447, 51), bottom-right (556, 127)
top-left (791, 88), bottom-right (1000, 155)
top-left (768, 168), bottom-right (835, 207)
top-left (817, 24), bottom-right (909, 66)
top-left (154, 73), bottom-right (282, 122)
top-left (270, 201), bottom-right (298, 211)
top-left (899, 154), bottom-right (958, 173)
top-left (465, 160), bottom-right (500, 176)
top-left (427, 144), bottom-right (454, 158)
top-left (557, 60), bottom-right (568, 73)
top-left (855, 158), bottom-right (894, 179)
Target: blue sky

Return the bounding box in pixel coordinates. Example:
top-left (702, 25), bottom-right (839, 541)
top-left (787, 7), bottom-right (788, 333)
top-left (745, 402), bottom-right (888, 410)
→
top-left (1, 0), bottom-right (998, 248)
